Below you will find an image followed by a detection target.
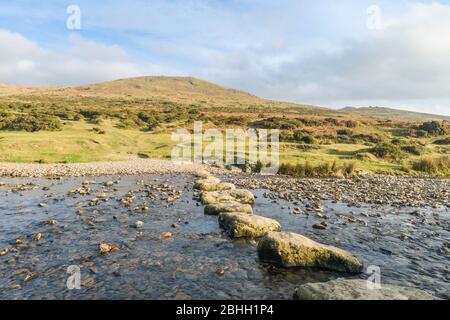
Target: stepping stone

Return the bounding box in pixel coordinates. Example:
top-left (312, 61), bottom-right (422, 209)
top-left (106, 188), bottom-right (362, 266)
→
top-left (194, 177), bottom-right (221, 188)
top-left (194, 177), bottom-right (235, 192)
top-left (219, 212), bottom-right (281, 238)
top-left (199, 182), bottom-right (235, 192)
top-left (257, 232), bottom-right (364, 273)
top-left (293, 279), bottom-right (439, 300)
top-left (204, 201), bottom-right (253, 215)
top-left (195, 170), bottom-right (211, 178)
top-left (201, 189), bottom-right (255, 205)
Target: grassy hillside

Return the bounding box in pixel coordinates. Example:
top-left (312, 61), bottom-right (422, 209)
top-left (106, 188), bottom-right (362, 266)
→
top-left (0, 77), bottom-right (449, 176)
top-left (340, 107), bottom-right (450, 122)
top-left (0, 76), bottom-right (335, 115)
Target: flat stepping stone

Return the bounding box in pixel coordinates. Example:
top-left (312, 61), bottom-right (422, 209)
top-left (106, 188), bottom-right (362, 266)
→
top-left (294, 279), bottom-right (439, 300)
top-left (201, 189), bottom-right (255, 205)
top-left (219, 212), bottom-right (281, 238)
top-left (195, 170), bottom-right (212, 178)
top-left (194, 177), bottom-right (221, 188)
top-left (204, 201), bottom-right (253, 215)
top-left (257, 232), bottom-right (364, 273)
top-left (200, 182), bottom-right (236, 192)
top-left (194, 177), bottom-right (235, 192)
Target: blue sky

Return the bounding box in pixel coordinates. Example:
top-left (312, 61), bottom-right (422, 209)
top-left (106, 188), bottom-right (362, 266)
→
top-left (0, 0), bottom-right (450, 115)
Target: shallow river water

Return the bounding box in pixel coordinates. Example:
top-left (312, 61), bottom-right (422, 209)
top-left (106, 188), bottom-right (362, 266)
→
top-left (0, 175), bottom-right (448, 299)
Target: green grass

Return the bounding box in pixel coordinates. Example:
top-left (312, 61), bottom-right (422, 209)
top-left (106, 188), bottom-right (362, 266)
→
top-left (0, 120), bottom-right (176, 163)
top-left (0, 76), bottom-right (449, 177)
top-left (0, 120), bottom-right (447, 177)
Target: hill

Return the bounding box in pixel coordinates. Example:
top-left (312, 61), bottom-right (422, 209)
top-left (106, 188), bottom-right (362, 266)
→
top-left (0, 76), bottom-right (334, 115)
top-left (340, 107), bottom-right (450, 122)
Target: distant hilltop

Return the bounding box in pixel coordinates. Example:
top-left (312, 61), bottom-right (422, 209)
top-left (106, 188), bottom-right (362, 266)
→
top-left (340, 106), bottom-right (450, 122)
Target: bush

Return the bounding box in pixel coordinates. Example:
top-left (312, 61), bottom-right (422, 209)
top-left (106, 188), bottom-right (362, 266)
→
top-left (401, 145), bottom-right (425, 156)
top-left (369, 142), bottom-right (405, 161)
top-left (0, 113), bottom-right (62, 132)
top-left (278, 160), bottom-right (356, 177)
top-left (353, 152), bottom-right (377, 161)
top-left (418, 121), bottom-right (448, 136)
top-left (293, 130), bottom-right (316, 144)
top-left (412, 156), bottom-right (450, 175)
top-left (345, 120), bottom-right (359, 128)
top-left (433, 137), bottom-right (450, 145)
top-left (337, 129), bottom-right (353, 136)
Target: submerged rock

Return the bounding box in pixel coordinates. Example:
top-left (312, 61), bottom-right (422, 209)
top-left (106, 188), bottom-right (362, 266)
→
top-left (257, 232), bottom-right (363, 273)
top-left (293, 279), bottom-right (439, 300)
top-left (201, 189), bottom-right (255, 205)
top-left (219, 212), bottom-right (281, 238)
top-left (204, 201), bottom-right (253, 215)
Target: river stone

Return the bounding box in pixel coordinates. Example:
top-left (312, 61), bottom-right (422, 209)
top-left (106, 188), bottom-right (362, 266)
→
top-left (257, 232), bottom-right (364, 273)
top-left (219, 212), bottom-right (281, 238)
top-left (195, 170), bottom-right (212, 178)
top-left (194, 177), bottom-right (236, 192)
top-left (293, 279), bottom-right (439, 300)
top-left (194, 177), bottom-right (221, 189)
top-left (199, 182), bottom-right (236, 192)
top-left (204, 201), bottom-right (253, 215)
top-left (201, 189), bottom-right (255, 205)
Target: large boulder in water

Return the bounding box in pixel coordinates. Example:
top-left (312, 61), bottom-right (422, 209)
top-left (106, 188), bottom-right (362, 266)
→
top-left (204, 201), bottom-right (253, 215)
top-left (201, 189), bottom-right (255, 205)
top-left (219, 212), bottom-right (281, 238)
top-left (257, 232), bottom-right (364, 273)
top-left (293, 279), bottom-right (439, 300)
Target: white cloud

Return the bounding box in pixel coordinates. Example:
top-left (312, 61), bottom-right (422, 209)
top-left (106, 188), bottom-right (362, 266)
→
top-left (251, 3), bottom-right (450, 115)
top-left (0, 30), bottom-right (153, 86)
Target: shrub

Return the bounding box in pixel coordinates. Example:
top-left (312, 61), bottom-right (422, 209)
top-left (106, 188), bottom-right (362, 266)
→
top-left (352, 133), bottom-right (382, 144)
top-left (369, 142), bottom-right (405, 161)
top-left (418, 121), bottom-right (448, 136)
top-left (343, 161), bottom-right (357, 176)
top-left (353, 152), bottom-right (377, 161)
top-left (337, 129), bottom-right (353, 136)
top-left (345, 120), bottom-right (359, 128)
top-left (292, 130), bottom-right (316, 144)
top-left (0, 113), bottom-right (62, 132)
top-left (401, 145), bottom-right (425, 156)
top-left (433, 137), bottom-right (450, 145)
top-left (278, 160), bottom-right (356, 177)
top-left (412, 156), bottom-right (450, 175)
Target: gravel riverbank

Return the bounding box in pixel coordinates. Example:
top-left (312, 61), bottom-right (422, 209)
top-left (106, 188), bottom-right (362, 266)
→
top-left (0, 159), bottom-right (213, 178)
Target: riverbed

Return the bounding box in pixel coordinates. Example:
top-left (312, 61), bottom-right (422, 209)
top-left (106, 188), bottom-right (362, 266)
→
top-left (0, 175), bottom-right (448, 299)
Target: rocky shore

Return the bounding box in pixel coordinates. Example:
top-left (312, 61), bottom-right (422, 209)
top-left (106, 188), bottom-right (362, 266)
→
top-left (227, 174), bottom-right (450, 208)
top-left (193, 173), bottom-right (442, 300)
top-left (0, 161), bottom-right (448, 300)
top-left (0, 159), bottom-right (211, 178)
